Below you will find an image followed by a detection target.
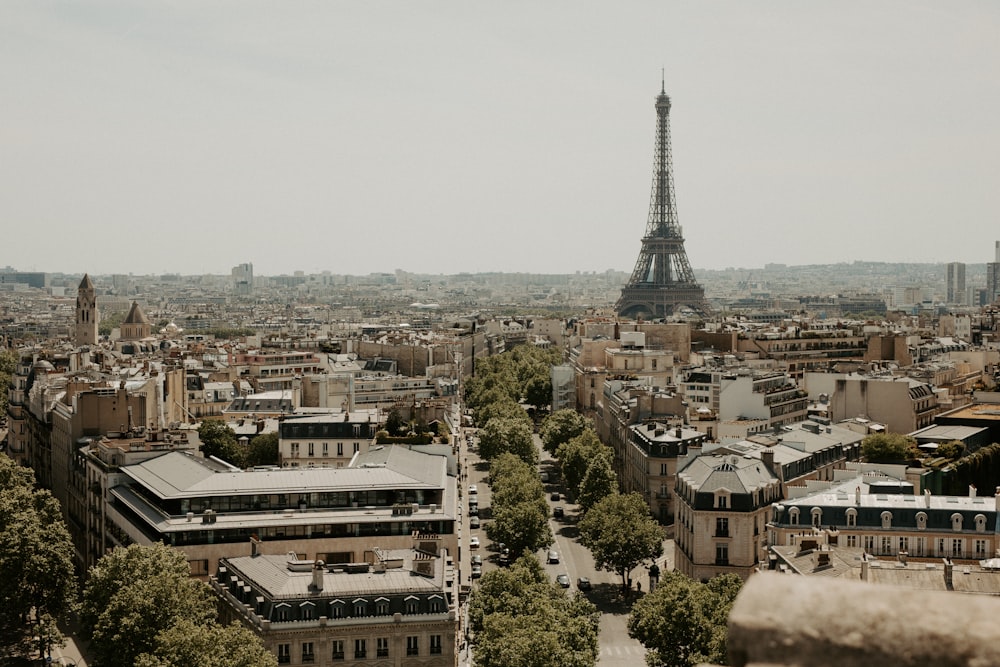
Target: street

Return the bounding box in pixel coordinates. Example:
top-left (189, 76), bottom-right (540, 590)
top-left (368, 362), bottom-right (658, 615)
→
top-left (459, 427), bottom-right (674, 666)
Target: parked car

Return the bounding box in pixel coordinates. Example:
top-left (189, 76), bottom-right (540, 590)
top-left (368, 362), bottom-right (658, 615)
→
top-left (471, 564), bottom-right (483, 579)
top-left (468, 484), bottom-right (478, 495)
top-left (553, 506), bottom-right (564, 518)
top-left (470, 516), bottom-right (480, 529)
top-left (556, 573), bottom-right (570, 588)
top-left (577, 577), bottom-right (592, 591)
top-left (471, 555), bottom-right (483, 566)
top-left (550, 492), bottom-right (560, 501)
top-left (468, 504), bottom-right (479, 516)
top-left (470, 536), bottom-right (480, 548)
top-left (547, 549), bottom-right (559, 564)
top-left (540, 472), bottom-right (550, 483)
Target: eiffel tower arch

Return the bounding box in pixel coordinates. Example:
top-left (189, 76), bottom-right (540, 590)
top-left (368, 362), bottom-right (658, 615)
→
top-left (616, 84), bottom-right (710, 320)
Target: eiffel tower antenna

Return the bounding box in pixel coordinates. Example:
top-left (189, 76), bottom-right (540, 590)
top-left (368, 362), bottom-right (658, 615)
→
top-left (615, 82), bottom-right (709, 320)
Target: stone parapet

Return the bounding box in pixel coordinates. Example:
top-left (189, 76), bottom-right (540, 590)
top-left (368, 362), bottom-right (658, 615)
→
top-left (727, 572), bottom-right (1000, 667)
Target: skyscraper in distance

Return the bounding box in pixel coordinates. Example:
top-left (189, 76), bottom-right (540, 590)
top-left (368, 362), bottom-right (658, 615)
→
top-left (946, 262), bottom-right (965, 304)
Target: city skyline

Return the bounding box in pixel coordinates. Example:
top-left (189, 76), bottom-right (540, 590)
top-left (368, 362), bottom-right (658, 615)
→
top-left (4, 2), bottom-right (999, 276)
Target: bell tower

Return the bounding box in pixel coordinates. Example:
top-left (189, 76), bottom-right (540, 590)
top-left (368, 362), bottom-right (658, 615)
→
top-left (76, 273), bottom-right (99, 346)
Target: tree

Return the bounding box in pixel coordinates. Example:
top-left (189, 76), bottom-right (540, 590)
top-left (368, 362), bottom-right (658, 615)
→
top-left (470, 554), bottom-right (598, 667)
top-left (81, 543), bottom-right (218, 667)
top-left (861, 433), bottom-right (920, 463)
top-left (540, 410), bottom-right (589, 456)
top-left (0, 348), bottom-right (16, 417)
top-left (134, 619), bottom-right (277, 667)
top-left (479, 417), bottom-right (537, 465)
top-left (578, 493), bottom-right (664, 592)
top-left (935, 440), bottom-right (965, 460)
top-left (384, 408), bottom-right (406, 436)
top-left (197, 420), bottom-right (243, 465)
top-left (246, 432), bottom-right (279, 467)
top-left (475, 396), bottom-right (530, 429)
top-left (490, 453), bottom-right (546, 510)
top-left (576, 454), bottom-right (618, 513)
top-left (557, 431), bottom-right (610, 498)
top-left (0, 455), bottom-right (78, 661)
top-left (524, 374), bottom-right (552, 412)
top-left (628, 571), bottom-right (742, 667)
top-left (486, 500), bottom-right (552, 558)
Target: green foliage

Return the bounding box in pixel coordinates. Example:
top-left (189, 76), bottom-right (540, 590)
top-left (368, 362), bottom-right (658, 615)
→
top-left (0, 454), bottom-right (78, 660)
top-left (470, 554), bottom-right (598, 667)
top-left (540, 409), bottom-right (589, 456)
top-left (935, 440), bottom-right (965, 460)
top-left (628, 571), bottom-right (743, 667)
top-left (576, 454), bottom-right (618, 513)
top-left (479, 417), bottom-right (537, 465)
top-left (246, 432), bottom-right (279, 467)
top-left (134, 619), bottom-right (278, 667)
top-left (98, 310), bottom-right (127, 336)
top-left (203, 327), bottom-right (258, 339)
top-left (861, 433), bottom-right (920, 463)
top-left (578, 492), bottom-right (664, 591)
top-left (486, 498), bottom-right (553, 558)
top-left (556, 430), bottom-right (611, 498)
top-left (384, 409), bottom-right (406, 436)
top-left (81, 544), bottom-right (219, 667)
top-left (0, 348), bottom-right (16, 417)
top-left (197, 420), bottom-right (243, 466)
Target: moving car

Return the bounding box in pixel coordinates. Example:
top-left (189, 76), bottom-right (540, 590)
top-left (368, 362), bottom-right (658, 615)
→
top-left (547, 549), bottom-right (559, 564)
top-left (470, 536), bottom-right (480, 548)
top-left (577, 577), bottom-right (592, 591)
top-left (553, 506), bottom-right (564, 518)
top-left (550, 492), bottom-right (560, 501)
top-left (556, 573), bottom-right (570, 588)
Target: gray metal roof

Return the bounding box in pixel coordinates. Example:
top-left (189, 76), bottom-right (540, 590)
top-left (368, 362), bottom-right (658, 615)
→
top-left (120, 448), bottom-right (447, 499)
top-left (678, 453), bottom-right (777, 494)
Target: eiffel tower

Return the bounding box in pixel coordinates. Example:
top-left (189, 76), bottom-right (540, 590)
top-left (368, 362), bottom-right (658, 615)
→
top-left (616, 82), bottom-right (709, 319)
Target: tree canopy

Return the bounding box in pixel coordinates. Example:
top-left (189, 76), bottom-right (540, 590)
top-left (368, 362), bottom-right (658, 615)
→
top-left (246, 432), bottom-right (279, 467)
top-left (133, 619), bottom-right (278, 667)
top-left (576, 454), bottom-right (619, 514)
top-left (628, 571), bottom-right (743, 667)
top-left (479, 417), bottom-right (537, 464)
top-left (81, 544), bottom-right (219, 667)
top-left (0, 454), bottom-right (78, 661)
top-left (556, 430), bottom-right (612, 499)
top-left (861, 432), bottom-right (920, 463)
top-left (578, 492), bottom-right (664, 591)
top-left (540, 409), bottom-right (589, 456)
top-left (470, 554), bottom-right (598, 667)
top-left (485, 454), bottom-right (551, 555)
top-left (197, 420), bottom-right (243, 465)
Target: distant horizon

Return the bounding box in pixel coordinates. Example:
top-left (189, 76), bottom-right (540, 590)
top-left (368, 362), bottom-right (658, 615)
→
top-left (2, 257), bottom-right (992, 280)
top-left (4, 3), bottom-right (999, 277)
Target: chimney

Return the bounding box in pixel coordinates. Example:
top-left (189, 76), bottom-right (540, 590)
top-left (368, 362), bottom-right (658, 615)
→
top-left (761, 449), bottom-right (775, 471)
top-left (860, 556), bottom-right (869, 582)
top-left (925, 489), bottom-right (932, 508)
top-left (855, 486), bottom-right (861, 506)
top-left (250, 535), bottom-right (261, 557)
top-left (943, 558), bottom-right (953, 591)
top-left (312, 560), bottom-right (325, 591)
top-left (970, 484), bottom-right (977, 498)
top-left (675, 426), bottom-right (682, 438)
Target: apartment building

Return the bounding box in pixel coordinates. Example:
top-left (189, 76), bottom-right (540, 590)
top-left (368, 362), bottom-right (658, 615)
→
top-left (212, 546), bottom-right (457, 667)
top-left (278, 410), bottom-right (380, 468)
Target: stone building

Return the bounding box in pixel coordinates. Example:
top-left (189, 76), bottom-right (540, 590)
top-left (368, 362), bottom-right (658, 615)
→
top-left (75, 273), bottom-right (98, 346)
top-left (278, 410), bottom-right (380, 469)
top-left (119, 300), bottom-right (151, 340)
top-left (212, 546), bottom-right (457, 667)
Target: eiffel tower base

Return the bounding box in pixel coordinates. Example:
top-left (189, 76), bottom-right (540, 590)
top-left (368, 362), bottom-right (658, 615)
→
top-left (616, 285), bottom-right (709, 320)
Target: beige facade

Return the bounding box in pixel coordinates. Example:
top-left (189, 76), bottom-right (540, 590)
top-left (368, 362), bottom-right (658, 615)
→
top-left (804, 372), bottom-right (940, 434)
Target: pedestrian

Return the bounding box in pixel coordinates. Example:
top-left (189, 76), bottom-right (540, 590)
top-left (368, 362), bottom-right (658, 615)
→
top-left (636, 581), bottom-right (642, 593)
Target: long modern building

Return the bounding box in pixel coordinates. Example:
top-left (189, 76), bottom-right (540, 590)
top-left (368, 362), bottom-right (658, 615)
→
top-left (101, 445), bottom-right (458, 577)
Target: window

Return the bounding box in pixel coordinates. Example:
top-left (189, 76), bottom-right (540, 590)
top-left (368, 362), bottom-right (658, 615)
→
top-left (715, 517), bottom-right (729, 537)
top-left (952, 539), bottom-right (964, 558)
top-left (846, 535), bottom-right (858, 548)
top-left (846, 508), bottom-right (857, 527)
top-left (406, 599), bottom-right (419, 614)
top-left (898, 536), bottom-right (909, 553)
top-left (407, 636), bottom-right (419, 657)
top-left (430, 635), bottom-right (442, 655)
top-left (323, 443), bottom-right (329, 457)
top-left (789, 507), bottom-right (799, 525)
top-left (951, 513), bottom-right (964, 532)
top-left (881, 511), bottom-right (892, 530)
top-left (914, 537), bottom-right (926, 557)
top-left (660, 463), bottom-right (668, 476)
top-left (275, 604), bottom-right (289, 622)
top-left (377, 601), bottom-right (389, 615)
top-left (278, 644), bottom-right (290, 665)
top-left (354, 639), bottom-right (367, 659)
top-left (337, 443), bottom-right (343, 456)
top-left (430, 598), bottom-right (442, 613)
top-left (302, 642), bottom-right (315, 663)
top-left (938, 539), bottom-right (946, 556)
top-left (864, 535), bottom-right (875, 552)
top-left (916, 512), bottom-right (928, 530)
top-left (354, 442), bottom-right (360, 453)
top-left (976, 539), bottom-right (988, 557)
top-left (331, 641), bottom-right (344, 661)
top-left (880, 536), bottom-right (892, 555)
top-left (811, 508), bottom-right (822, 528)
top-left (717, 495), bottom-right (728, 509)
top-left (308, 442), bottom-right (314, 457)
top-left (354, 601), bottom-right (366, 616)
top-left (291, 443), bottom-right (299, 457)
top-left (330, 603), bottom-right (343, 618)
top-left (377, 638), bottom-right (389, 658)
top-left (715, 543), bottom-right (729, 566)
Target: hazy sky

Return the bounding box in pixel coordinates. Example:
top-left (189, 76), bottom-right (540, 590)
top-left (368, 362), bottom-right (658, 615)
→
top-left (3, 2), bottom-right (999, 277)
